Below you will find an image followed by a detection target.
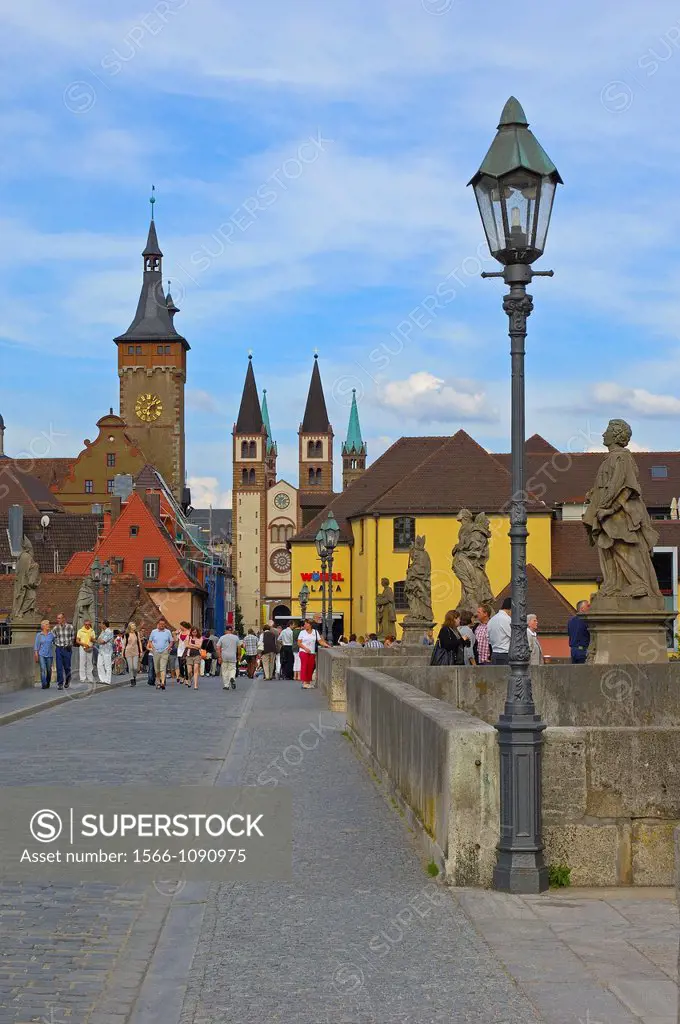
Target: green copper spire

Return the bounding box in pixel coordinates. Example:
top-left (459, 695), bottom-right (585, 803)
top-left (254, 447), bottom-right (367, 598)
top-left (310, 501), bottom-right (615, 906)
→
top-left (342, 389), bottom-right (365, 455)
top-left (261, 389), bottom-right (276, 455)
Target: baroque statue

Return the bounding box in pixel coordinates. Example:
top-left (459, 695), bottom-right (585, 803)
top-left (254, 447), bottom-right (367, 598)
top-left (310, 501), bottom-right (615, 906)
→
top-left (73, 577), bottom-right (96, 633)
top-left (404, 535), bottom-right (434, 622)
top-left (376, 578), bottom-right (397, 637)
top-left (452, 509), bottom-right (495, 614)
top-left (582, 419), bottom-right (663, 607)
top-left (12, 536), bottom-right (41, 621)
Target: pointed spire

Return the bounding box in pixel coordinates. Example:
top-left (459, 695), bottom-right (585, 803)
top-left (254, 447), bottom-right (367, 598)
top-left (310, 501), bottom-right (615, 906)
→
top-left (342, 389), bottom-right (365, 455)
top-left (261, 388), bottom-right (276, 454)
top-left (301, 354), bottom-right (331, 433)
top-left (235, 356), bottom-right (264, 434)
top-left (114, 209), bottom-right (185, 344)
top-left (166, 280), bottom-right (179, 320)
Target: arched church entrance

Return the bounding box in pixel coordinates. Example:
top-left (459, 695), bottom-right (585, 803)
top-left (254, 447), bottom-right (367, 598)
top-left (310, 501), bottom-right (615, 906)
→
top-left (272, 604), bottom-right (292, 623)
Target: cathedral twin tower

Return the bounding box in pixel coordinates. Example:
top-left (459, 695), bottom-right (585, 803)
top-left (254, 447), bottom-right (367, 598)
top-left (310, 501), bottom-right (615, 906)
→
top-left (232, 354), bottom-right (367, 628)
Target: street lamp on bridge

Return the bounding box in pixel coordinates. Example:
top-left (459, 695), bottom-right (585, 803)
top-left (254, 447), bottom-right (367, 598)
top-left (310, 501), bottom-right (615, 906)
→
top-left (319, 512), bottom-right (339, 644)
top-left (314, 528), bottom-right (328, 636)
top-left (298, 582), bottom-right (310, 621)
top-left (469, 96), bottom-right (562, 894)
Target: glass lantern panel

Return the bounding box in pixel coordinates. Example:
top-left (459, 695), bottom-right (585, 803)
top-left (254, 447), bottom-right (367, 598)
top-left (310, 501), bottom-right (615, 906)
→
top-left (474, 175), bottom-right (505, 256)
top-left (501, 172), bottom-right (539, 251)
top-left (532, 176), bottom-right (556, 254)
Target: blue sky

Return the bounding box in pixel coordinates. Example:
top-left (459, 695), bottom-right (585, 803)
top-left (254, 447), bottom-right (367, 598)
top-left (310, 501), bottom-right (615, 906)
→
top-left (3, 0), bottom-right (680, 504)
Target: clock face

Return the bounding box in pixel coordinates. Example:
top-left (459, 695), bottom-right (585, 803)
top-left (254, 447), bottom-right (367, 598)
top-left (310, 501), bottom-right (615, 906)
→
top-left (135, 393), bottom-right (163, 422)
top-left (270, 548), bottom-right (291, 574)
top-left (274, 492), bottom-right (291, 510)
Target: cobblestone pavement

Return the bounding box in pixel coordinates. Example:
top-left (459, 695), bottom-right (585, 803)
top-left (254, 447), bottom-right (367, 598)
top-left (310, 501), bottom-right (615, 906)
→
top-left (0, 674), bottom-right (245, 1024)
top-left (177, 680), bottom-right (543, 1024)
top-left (2, 674), bottom-right (677, 1023)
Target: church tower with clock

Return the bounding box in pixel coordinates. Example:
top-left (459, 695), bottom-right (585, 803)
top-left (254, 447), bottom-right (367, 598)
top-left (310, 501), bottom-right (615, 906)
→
top-left (115, 204), bottom-right (188, 502)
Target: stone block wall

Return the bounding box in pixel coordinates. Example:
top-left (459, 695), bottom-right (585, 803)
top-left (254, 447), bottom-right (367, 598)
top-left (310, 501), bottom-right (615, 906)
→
top-left (0, 646), bottom-right (36, 693)
top-left (317, 647), bottom-right (430, 711)
top-left (346, 660), bottom-right (680, 887)
top-left (346, 665), bottom-right (499, 886)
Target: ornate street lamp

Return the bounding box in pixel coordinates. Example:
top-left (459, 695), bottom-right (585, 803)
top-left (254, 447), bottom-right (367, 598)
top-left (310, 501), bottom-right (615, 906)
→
top-left (101, 561), bottom-right (113, 624)
top-left (90, 556), bottom-right (102, 635)
top-left (469, 97), bottom-right (562, 894)
top-left (298, 583), bottom-right (310, 621)
top-left (320, 512), bottom-right (339, 644)
top-left (314, 527), bottom-right (328, 638)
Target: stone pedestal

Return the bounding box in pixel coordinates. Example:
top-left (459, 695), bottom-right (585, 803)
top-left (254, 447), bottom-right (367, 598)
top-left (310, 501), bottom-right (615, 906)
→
top-left (585, 596), bottom-right (671, 664)
top-left (400, 617), bottom-right (435, 646)
top-left (10, 621), bottom-right (40, 648)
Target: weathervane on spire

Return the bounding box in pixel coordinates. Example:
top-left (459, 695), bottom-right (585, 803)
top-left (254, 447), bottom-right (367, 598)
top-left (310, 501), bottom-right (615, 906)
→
top-left (149, 184), bottom-right (156, 220)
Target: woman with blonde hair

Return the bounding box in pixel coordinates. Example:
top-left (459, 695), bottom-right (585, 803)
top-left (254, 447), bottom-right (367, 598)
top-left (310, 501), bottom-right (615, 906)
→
top-left (124, 621), bottom-right (144, 686)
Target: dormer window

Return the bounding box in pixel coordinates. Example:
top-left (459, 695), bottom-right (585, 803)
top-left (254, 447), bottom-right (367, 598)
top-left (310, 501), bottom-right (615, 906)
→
top-left (651, 465), bottom-right (668, 479)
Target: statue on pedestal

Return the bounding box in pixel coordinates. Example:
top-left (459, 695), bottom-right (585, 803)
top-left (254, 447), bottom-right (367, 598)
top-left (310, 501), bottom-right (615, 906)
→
top-left (452, 509), bottom-right (495, 615)
top-left (583, 419), bottom-right (662, 607)
top-left (11, 537), bottom-right (40, 622)
top-left (376, 578), bottom-right (397, 637)
top-left (73, 577), bottom-right (96, 633)
top-left (404, 536), bottom-right (434, 622)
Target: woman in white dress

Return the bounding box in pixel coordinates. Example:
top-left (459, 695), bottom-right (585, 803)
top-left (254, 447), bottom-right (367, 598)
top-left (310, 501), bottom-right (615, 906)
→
top-left (292, 621), bottom-right (302, 680)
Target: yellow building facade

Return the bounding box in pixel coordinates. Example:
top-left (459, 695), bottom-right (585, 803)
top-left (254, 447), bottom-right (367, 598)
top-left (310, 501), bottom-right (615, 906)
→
top-left (292, 511), bottom-right (556, 637)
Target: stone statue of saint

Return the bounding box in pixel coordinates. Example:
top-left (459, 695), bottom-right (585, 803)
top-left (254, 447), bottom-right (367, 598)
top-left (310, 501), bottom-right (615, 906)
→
top-left (12, 537), bottom-right (40, 621)
top-left (582, 419), bottom-right (663, 606)
top-left (452, 509), bottom-right (495, 614)
top-left (73, 577), bottom-right (96, 633)
top-left (376, 578), bottom-right (397, 637)
top-left (404, 536), bottom-right (434, 622)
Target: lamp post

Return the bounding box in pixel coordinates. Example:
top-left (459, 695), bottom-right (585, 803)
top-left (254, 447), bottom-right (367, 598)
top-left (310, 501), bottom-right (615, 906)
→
top-left (101, 561), bottom-right (113, 623)
top-left (298, 583), bottom-right (310, 621)
top-left (469, 97), bottom-right (562, 894)
top-left (314, 528), bottom-right (328, 637)
top-left (320, 512), bottom-right (340, 644)
top-left (90, 557), bottom-right (102, 635)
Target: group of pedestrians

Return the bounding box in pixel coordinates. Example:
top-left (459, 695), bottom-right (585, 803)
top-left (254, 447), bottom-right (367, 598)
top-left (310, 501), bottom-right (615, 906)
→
top-left (430, 600), bottom-right (546, 666)
top-left (34, 614), bottom-right (120, 689)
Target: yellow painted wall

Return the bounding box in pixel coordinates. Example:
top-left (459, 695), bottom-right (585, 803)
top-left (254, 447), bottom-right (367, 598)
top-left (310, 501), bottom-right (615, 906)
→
top-left (349, 512), bottom-right (553, 636)
top-left (290, 541), bottom-right (352, 630)
top-left (553, 581), bottom-right (597, 609)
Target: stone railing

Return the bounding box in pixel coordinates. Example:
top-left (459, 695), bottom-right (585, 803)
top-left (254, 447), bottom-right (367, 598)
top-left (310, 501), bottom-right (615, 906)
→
top-left (0, 646), bottom-right (36, 693)
top-left (346, 660), bottom-right (680, 887)
top-left (316, 646), bottom-right (430, 710)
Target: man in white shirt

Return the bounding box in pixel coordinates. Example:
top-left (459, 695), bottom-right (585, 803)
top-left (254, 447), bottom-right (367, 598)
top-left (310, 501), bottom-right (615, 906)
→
top-left (527, 614), bottom-right (545, 665)
top-left (487, 598), bottom-right (512, 665)
top-left (279, 622), bottom-right (294, 679)
top-left (216, 625), bottom-right (239, 690)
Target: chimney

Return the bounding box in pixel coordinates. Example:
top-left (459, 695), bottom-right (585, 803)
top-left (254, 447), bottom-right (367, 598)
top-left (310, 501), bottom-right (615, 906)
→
top-left (110, 496), bottom-right (122, 525)
top-left (145, 492), bottom-right (161, 521)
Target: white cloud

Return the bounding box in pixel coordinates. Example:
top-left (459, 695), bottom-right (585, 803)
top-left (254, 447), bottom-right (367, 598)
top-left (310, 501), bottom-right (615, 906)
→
top-left (376, 371), bottom-right (496, 423)
top-left (187, 476), bottom-right (231, 508)
top-left (592, 382), bottom-right (680, 417)
top-left (186, 389), bottom-right (222, 415)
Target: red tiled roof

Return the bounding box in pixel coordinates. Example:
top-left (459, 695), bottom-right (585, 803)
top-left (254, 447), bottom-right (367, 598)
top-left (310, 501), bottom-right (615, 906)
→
top-left (550, 518), bottom-right (680, 580)
top-left (495, 564), bottom-right (576, 635)
top-left (62, 492), bottom-right (199, 590)
top-left (494, 448), bottom-right (680, 507)
top-left (0, 512), bottom-right (99, 572)
top-left (368, 430), bottom-right (547, 515)
top-left (14, 457), bottom-right (74, 490)
top-left (0, 573), bottom-right (164, 629)
top-left (526, 433), bottom-right (558, 454)
top-left (0, 460), bottom-right (65, 514)
top-left (293, 436), bottom-right (448, 543)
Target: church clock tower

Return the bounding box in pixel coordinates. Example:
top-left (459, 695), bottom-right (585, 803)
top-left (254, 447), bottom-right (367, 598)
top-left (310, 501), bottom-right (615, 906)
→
top-left (114, 202), bottom-right (188, 502)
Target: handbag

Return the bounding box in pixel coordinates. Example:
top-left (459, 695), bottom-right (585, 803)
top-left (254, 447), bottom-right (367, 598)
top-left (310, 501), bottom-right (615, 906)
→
top-left (430, 641), bottom-right (456, 666)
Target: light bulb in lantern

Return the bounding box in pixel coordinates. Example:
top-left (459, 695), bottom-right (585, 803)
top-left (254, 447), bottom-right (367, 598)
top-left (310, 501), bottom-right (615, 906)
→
top-left (510, 206), bottom-right (521, 228)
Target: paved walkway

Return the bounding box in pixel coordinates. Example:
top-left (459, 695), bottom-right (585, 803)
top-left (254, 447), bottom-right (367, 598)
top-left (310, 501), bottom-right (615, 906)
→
top-left (0, 674), bottom-right (676, 1023)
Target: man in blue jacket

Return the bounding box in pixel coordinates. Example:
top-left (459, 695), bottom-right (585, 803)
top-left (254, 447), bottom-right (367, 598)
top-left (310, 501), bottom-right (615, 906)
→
top-left (567, 600), bottom-right (591, 663)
